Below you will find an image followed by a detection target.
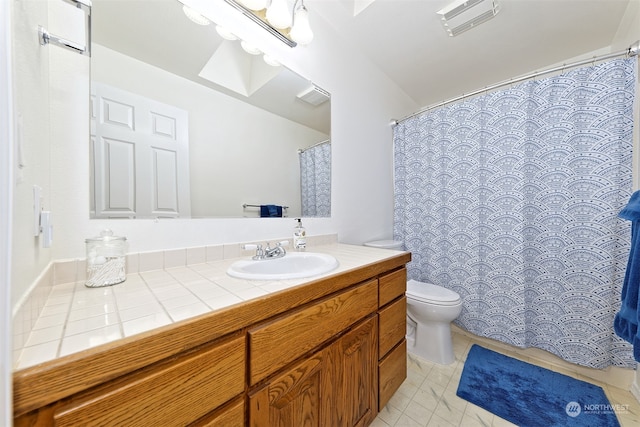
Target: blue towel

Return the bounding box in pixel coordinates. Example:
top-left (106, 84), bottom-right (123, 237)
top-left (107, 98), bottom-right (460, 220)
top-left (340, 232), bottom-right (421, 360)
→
top-left (260, 205), bottom-right (283, 218)
top-left (614, 190), bottom-right (640, 362)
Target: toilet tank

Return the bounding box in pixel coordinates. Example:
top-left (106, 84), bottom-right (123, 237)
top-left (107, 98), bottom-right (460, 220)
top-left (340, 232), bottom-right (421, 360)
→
top-left (363, 240), bottom-right (404, 250)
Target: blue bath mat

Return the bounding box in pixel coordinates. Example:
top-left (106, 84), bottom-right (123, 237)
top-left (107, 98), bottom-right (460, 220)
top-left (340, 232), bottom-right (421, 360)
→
top-left (457, 345), bottom-right (620, 427)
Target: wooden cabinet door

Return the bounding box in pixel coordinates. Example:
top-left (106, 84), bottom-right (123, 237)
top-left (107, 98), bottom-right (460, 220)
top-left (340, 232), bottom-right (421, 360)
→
top-left (249, 316), bottom-right (378, 427)
top-left (328, 315), bottom-right (378, 427)
top-left (249, 350), bottom-right (331, 427)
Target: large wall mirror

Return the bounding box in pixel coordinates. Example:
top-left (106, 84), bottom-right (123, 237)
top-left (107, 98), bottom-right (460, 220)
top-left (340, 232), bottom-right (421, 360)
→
top-left (90, 0), bottom-right (331, 219)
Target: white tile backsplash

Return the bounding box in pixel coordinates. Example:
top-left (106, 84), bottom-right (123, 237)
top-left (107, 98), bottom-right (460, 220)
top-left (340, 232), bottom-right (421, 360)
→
top-left (164, 248), bottom-right (186, 269)
top-left (186, 246), bottom-right (206, 265)
top-left (138, 251), bottom-right (164, 272)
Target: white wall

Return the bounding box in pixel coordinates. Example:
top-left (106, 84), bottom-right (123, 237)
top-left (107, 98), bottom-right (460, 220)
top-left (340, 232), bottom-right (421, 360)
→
top-left (11, 0), bottom-right (52, 307)
top-left (92, 44), bottom-right (328, 218)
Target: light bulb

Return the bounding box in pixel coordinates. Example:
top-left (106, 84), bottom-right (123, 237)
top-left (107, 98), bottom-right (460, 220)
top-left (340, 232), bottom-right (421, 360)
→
top-left (241, 40), bottom-right (262, 55)
top-left (182, 5), bottom-right (210, 26)
top-left (265, 0), bottom-right (291, 29)
top-left (216, 25), bottom-right (238, 41)
top-left (290, 6), bottom-right (313, 45)
top-left (263, 54), bottom-right (280, 67)
top-left (239, 0), bottom-right (268, 11)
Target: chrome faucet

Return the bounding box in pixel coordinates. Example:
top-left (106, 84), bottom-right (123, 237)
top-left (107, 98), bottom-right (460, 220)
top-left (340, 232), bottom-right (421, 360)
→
top-left (243, 240), bottom-right (289, 260)
top-left (264, 240), bottom-right (289, 259)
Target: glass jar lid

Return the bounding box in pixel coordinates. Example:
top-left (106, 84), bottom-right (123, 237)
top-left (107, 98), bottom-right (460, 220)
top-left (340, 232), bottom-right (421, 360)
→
top-left (85, 229), bottom-right (127, 243)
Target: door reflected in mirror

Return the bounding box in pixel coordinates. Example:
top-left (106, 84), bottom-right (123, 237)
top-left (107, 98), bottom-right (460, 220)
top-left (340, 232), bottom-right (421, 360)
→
top-left (90, 0), bottom-right (331, 219)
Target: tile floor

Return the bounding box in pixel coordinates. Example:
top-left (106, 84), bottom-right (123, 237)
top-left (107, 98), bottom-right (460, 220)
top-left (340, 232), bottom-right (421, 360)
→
top-left (372, 332), bottom-right (640, 427)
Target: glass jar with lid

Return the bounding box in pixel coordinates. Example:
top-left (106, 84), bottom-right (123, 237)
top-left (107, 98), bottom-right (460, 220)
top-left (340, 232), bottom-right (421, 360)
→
top-left (85, 229), bottom-right (127, 287)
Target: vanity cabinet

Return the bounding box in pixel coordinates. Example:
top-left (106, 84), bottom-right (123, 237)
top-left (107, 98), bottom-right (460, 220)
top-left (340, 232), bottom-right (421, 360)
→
top-left (13, 251), bottom-right (410, 427)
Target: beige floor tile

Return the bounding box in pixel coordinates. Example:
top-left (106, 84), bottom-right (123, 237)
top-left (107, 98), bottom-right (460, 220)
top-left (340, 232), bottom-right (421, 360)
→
top-left (491, 415), bottom-right (518, 427)
top-left (459, 413), bottom-right (491, 427)
top-left (403, 400), bottom-right (436, 425)
top-left (426, 413), bottom-right (457, 427)
top-left (378, 402), bottom-right (405, 426)
top-left (395, 413), bottom-right (430, 427)
top-left (369, 417), bottom-right (392, 427)
top-left (463, 403), bottom-right (494, 426)
top-left (412, 386), bottom-right (443, 412)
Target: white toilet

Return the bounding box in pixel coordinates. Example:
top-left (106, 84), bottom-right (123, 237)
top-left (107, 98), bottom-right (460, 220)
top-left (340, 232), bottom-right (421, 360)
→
top-left (406, 279), bottom-right (462, 364)
top-left (364, 240), bottom-right (463, 365)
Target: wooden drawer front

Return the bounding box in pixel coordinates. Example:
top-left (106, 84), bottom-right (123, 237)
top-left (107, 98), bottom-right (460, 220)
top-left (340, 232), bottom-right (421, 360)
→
top-left (378, 339), bottom-right (406, 410)
top-left (54, 336), bottom-right (245, 427)
top-left (379, 268), bottom-right (406, 307)
top-left (379, 296), bottom-right (406, 359)
top-left (249, 279), bottom-right (378, 385)
top-left (193, 397), bottom-right (245, 427)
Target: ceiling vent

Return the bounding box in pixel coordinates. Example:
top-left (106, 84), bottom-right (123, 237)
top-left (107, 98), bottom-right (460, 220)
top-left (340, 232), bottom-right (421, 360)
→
top-left (437, 0), bottom-right (500, 37)
top-left (297, 85), bottom-right (330, 106)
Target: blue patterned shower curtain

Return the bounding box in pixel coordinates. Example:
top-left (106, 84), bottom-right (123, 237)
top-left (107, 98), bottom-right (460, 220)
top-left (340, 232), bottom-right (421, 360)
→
top-left (299, 142), bottom-right (331, 217)
top-left (393, 58), bottom-right (637, 368)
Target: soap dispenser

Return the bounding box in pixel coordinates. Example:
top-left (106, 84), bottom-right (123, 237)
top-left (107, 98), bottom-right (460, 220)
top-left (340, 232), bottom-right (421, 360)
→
top-left (293, 218), bottom-right (307, 251)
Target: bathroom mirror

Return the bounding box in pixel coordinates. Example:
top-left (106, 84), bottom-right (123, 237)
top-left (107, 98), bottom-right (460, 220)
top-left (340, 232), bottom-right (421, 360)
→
top-left (90, 0), bottom-right (331, 219)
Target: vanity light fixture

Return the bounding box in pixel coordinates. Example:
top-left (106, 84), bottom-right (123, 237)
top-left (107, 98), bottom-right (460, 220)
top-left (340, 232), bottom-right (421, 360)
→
top-left (437, 0), bottom-right (500, 37)
top-left (226, 0), bottom-right (314, 47)
top-left (182, 4), bottom-right (211, 26)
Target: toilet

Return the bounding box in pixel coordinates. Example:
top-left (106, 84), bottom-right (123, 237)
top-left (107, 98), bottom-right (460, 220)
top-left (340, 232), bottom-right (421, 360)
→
top-left (406, 279), bottom-right (462, 364)
top-left (364, 240), bottom-right (463, 365)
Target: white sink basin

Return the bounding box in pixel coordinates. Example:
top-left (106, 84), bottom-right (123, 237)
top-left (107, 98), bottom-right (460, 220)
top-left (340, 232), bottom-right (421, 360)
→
top-left (227, 252), bottom-right (339, 280)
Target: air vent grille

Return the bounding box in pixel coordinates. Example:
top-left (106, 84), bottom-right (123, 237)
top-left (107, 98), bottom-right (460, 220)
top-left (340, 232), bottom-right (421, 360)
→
top-left (297, 85), bottom-right (330, 106)
top-left (437, 0), bottom-right (500, 37)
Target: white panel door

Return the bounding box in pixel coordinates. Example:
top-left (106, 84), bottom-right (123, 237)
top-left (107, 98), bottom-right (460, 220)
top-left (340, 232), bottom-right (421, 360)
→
top-left (91, 82), bottom-right (191, 218)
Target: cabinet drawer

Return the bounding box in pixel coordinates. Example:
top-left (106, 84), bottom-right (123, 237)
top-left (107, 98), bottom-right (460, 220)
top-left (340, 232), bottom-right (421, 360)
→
top-left (193, 396), bottom-right (244, 427)
top-left (249, 279), bottom-right (378, 385)
top-left (379, 296), bottom-right (406, 358)
top-left (379, 268), bottom-right (406, 307)
top-left (54, 336), bottom-right (245, 427)
top-left (379, 339), bottom-right (406, 410)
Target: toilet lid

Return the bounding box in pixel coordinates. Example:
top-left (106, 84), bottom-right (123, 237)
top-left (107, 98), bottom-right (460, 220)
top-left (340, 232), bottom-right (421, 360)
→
top-left (407, 279), bottom-right (461, 305)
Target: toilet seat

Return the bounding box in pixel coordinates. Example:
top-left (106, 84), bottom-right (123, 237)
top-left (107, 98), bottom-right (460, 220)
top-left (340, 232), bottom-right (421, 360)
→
top-left (407, 279), bottom-right (461, 306)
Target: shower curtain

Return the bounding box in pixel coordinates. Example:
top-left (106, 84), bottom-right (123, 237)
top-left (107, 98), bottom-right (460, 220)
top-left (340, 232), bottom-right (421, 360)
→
top-left (393, 58), bottom-right (637, 368)
top-left (299, 142), bottom-right (331, 217)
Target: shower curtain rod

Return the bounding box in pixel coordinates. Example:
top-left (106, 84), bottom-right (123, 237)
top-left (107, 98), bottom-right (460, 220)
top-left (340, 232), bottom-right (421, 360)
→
top-left (297, 139), bottom-right (330, 154)
top-left (392, 40), bottom-right (640, 126)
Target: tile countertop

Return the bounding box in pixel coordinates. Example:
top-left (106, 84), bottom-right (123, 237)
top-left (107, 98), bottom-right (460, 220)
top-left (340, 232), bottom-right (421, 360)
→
top-left (15, 243), bottom-right (407, 370)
